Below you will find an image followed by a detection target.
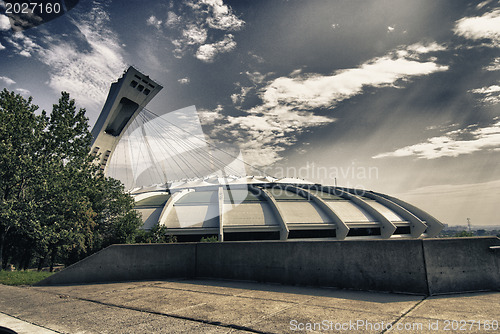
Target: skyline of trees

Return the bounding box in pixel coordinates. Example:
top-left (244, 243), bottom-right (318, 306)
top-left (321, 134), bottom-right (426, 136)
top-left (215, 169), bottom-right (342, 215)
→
top-left (0, 89), bottom-right (142, 271)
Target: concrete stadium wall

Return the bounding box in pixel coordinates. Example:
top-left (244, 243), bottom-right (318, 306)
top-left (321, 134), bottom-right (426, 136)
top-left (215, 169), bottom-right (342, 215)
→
top-left (38, 244), bottom-right (196, 285)
top-left (37, 238), bottom-right (500, 295)
top-left (423, 237), bottom-right (500, 294)
top-left (196, 240), bottom-right (428, 294)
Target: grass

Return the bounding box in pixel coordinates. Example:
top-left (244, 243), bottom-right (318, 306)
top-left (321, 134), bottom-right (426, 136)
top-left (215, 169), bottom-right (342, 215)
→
top-left (0, 270), bottom-right (54, 286)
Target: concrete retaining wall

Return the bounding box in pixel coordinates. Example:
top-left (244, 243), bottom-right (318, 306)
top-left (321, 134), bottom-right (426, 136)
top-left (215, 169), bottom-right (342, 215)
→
top-left (37, 237), bottom-right (500, 295)
top-left (423, 237), bottom-right (500, 294)
top-left (38, 243), bottom-right (196, 285)
top-left (196, 240), bottom-right (429, 294)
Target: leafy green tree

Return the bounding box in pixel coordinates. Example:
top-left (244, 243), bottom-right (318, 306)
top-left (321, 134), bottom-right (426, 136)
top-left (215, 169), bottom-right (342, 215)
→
top-left (454, 230), bottom-right (474, 237)
top-left (0, 89), bottom-right (142, 271)
top-left (136, 224), bottom-right (177, 244)
top-left (200, 236), bottom-right (219, 242)
top-left (0, 89), bottom-right (45, 269)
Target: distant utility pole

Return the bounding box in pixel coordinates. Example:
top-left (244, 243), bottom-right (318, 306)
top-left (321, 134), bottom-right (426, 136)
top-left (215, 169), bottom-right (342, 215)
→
top-left (467, 218), bottom-right (471, 232)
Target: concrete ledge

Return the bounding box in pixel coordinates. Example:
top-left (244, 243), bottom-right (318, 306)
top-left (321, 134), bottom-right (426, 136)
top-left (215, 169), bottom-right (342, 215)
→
top-left (422, 237), bottom-right (500, 294)
top-left (196, 239), bottom-right (428, 294)
top-left (37, 237), bottom-right (500, 295)
top-left (37, 243), bottom-right (196, 285)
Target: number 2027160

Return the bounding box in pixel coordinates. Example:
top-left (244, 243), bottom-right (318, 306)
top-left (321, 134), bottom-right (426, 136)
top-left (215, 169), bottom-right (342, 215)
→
top-left (5, 2), bottom-right (62, 14)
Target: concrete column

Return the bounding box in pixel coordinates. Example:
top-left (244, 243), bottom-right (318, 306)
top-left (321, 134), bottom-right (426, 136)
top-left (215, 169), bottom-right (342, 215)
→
top-left (322, 186), bottom-right (397, 239)
top-left (284, 185), bottom-right (350, 240)
top-left (250, 185), bottom-right (289, 240)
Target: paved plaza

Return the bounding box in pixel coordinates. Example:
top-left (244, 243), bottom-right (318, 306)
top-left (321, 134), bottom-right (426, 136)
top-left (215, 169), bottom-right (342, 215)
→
top-left (0, 279), bottom-right (498, 333)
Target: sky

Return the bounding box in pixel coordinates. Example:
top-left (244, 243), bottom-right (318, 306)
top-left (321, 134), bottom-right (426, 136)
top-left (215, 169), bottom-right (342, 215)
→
top-left (0, 0), bottom-right (499, 226)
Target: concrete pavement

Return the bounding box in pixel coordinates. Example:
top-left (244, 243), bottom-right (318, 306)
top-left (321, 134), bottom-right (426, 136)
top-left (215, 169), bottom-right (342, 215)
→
top-left (0, 279), bottom-right (498, 333)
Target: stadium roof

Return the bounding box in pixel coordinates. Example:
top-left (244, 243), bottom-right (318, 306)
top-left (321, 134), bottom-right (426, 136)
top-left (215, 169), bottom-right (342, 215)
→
top-left (132, 176), bottom-right (443, 242)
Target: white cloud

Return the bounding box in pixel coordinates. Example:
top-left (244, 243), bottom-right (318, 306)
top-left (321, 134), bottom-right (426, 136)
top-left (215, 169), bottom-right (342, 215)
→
top-left (484, 57), bottom-right (500, 71)
top-left (202, 0), bottom-right (245, 31)
top-left (470, 84), bottom-right (500, 104)
top-left (195, 34), bottom-right (236, 62)
top-left (472, 85), bottom-right (500, 93)
top-left (182, 24), bottom-right (208, 45)
top-left (198, 105), bottom-right (225, 124)
top-left (214, 42), bottom-right (449, 166)
top-left (15, 88), bottom-right (30, 95)
top-left (406, 42), bottom-right (446, 54)
top-left (373, 121), bottom-right (500, 159)
top-left (146, 15), bottom-right (162, 29)
top-left (0, 42), bottom-right (4, 50)
top-left (5, 31), bottom-right (41, 57)
top-left (0, 76), bottom-right (15, 86)
top-left (0, 14), bottom-right (10, 31)
top-left (246, 71), bottom-right (266, 84)
top-left (38, 3), bottom-right (126, 113)
top-left (259, 56), bottom-right (447, 111)
top-left (476, 0), bottom-right (494, 10)
top-left (454, 9), bottom-right (500, 47)
top-left (19, 50), bottom-right (31, 57)
top-left (150, 0), bottom-right (244, 61)
top-left (165, 11), bottom-right (181, 27)
top-left (231, 85), bottom-right (252, 105)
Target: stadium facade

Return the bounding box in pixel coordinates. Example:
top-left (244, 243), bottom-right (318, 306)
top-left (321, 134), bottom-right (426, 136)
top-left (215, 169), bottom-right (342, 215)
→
top-left (91, 67), bottom-right (444, 242)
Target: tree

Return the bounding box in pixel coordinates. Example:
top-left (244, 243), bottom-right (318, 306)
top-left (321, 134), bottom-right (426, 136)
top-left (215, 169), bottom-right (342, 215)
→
top-left (0, 89), bottom-right (142, 270)
top-left (0, 89), bottom-right (45, 269)
top-left (136, 225), bottom-right (177, 244)
top-left (454, 230), bottom-right (474, 238)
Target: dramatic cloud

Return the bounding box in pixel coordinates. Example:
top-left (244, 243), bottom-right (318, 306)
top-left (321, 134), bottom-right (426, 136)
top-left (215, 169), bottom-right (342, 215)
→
top-left (0, 75), bottom-right (15, 86)
top-left (373, 121), bottom-right (500, 159)
top-left (182, 24), bottom-right (208, 45)
top-left (476, 0), bottom-right (494, 10)
top-left (214, 42), bottom-right (448, 165)
top-left (15, 88), bottom-right (30, 95)
top-left (146, 15), bottom-right (162, 29)
top-left (195, 34), bottom-right (236, 62)
top-left (258, 48), bottom-right (448, 112)
top-left (406, 42), bottom-right (446, 54)
top-left (0, 14), bottom-right (10, 31)
top-left (165, 11), bottom-right (181, 27)
top-left (484, 57), bottom-right (500, 71)
top-left (470, 85), bottom-right (500, 104)
top-left (5, 31), bottom-right (40, 57)
top-left (198, 105), bottom-right (225, 123)
top-left (149, 0), bottom-right (244, 61)
top-left (231, 72), bottom-right (270, 107)
top-left (38, 2), bottom-right (126, 113)
top-left (454, 9), bottom-right (500, 47)
top-left (202, 0), bottom-right (245, 31)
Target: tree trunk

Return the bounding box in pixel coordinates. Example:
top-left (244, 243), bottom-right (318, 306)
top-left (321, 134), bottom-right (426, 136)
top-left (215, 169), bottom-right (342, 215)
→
top-left (37, 254), bottom-right (46, 271)
top-left (49, 246), bottom-right (57, 272)
top-left (0, 231), bottom-right (5, 270)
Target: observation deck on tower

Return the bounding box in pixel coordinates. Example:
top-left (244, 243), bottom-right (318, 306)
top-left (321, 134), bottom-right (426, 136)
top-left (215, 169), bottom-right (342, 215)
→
top-left (90, 66), bottom-right (163, 174)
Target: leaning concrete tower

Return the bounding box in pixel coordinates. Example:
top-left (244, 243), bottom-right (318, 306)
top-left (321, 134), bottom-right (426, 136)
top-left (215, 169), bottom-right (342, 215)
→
top-left (90, 66), bottom-right (162, 173)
